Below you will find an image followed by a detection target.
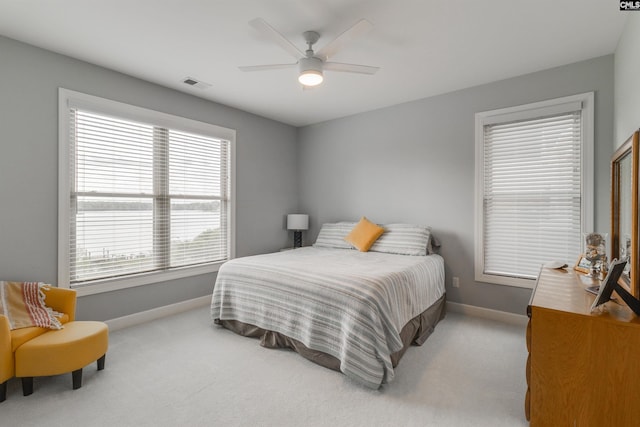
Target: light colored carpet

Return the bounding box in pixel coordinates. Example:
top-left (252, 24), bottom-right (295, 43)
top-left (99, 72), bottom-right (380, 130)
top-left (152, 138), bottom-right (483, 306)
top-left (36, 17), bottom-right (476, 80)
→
top-left (2, 307), bottom-right (529, 427)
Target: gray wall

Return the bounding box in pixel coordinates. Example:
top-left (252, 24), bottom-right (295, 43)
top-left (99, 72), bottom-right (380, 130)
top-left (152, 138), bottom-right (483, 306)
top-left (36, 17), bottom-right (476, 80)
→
top-left (615, 15), bottom-right (640, 146)
top-left (0, 33), bottom-right (620, 320)
top-left (298, 55), bottom-right (614, 315)
top-left (0, 36), bottom-right (298, 320)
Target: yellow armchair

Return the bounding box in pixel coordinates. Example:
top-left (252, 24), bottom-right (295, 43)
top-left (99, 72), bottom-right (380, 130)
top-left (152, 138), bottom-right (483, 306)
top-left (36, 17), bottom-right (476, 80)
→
top-left (0, 286), bottom-right (77, 402)
top-left (1, 315), bottom-right (12, 401)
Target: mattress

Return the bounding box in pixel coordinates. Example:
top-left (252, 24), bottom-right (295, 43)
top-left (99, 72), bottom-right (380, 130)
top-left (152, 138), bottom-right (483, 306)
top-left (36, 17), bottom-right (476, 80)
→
top-left (211, 246), bottom-right (445, 389)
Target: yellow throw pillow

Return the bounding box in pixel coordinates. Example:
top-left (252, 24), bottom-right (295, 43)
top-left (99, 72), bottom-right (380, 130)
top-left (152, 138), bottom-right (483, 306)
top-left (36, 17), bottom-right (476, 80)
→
top-left (344, 217), bottom-right (385, 252)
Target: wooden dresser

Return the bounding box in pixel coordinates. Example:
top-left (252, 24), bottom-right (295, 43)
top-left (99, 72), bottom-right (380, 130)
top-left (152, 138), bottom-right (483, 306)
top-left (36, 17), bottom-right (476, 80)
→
top-left (526, 266), bottom-right (640, 426)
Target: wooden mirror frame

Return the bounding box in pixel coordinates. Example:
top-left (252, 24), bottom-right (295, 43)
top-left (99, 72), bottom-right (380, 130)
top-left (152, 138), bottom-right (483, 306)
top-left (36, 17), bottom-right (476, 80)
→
top-left (611, 130), bottom-right (640, 297)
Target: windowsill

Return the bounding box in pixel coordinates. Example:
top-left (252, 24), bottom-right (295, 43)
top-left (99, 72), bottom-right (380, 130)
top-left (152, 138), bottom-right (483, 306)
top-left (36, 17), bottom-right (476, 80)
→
top-left (65, 262), bottom-right (225, 296)
top-left (475, 273), bottom-right (536, 289)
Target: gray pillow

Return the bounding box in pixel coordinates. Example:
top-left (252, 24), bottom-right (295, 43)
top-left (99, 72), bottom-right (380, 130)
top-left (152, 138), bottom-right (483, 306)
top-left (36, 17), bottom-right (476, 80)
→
top-left (369, 224), bottom-right (434, 256)
top-left (313, 222), bottom-right (355, 249)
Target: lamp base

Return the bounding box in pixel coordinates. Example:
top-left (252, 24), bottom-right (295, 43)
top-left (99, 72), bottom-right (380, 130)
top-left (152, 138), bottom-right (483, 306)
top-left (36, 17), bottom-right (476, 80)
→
top-left (293, 231), bottom-right (302, 248)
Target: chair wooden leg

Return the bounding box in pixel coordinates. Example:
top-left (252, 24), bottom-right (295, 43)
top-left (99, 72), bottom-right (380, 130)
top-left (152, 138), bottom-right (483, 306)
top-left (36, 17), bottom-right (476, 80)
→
top-left (21, 377), bottom-right (34, 396)
top-left (1, 380), bottom-right (7, 402)
top-left (72, 369), bottom-right (83, 390)
top-left (97, 354), bottom-right (106, 371)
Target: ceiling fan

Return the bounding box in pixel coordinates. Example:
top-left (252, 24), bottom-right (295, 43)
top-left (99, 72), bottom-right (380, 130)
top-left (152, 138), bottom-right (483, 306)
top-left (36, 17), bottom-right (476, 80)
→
top-left (239, 18), bottom-right (380, 87)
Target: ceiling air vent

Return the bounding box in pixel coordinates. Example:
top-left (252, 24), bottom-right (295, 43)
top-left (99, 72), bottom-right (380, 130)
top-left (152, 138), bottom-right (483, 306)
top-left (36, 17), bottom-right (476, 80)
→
top-left (182, 77), bottom-right (211, 90)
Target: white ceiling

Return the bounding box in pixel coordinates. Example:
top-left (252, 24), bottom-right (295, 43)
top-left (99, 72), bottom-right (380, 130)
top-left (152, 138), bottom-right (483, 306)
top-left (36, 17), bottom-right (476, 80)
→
top-left (0, 1), bottom-right (628, 127)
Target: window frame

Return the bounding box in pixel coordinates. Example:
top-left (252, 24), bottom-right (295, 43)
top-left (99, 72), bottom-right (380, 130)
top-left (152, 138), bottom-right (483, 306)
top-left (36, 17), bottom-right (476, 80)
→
top-left (474, 92), bottom-right (594, 288)
top-left (58, 88), bottom-right (236, 296)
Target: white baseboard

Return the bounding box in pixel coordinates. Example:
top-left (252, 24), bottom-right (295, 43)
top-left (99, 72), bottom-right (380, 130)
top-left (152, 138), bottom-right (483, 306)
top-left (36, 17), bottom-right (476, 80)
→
top-left (447, 301), bottom-right (528, 327)
top-left (105, 294), bottom-right (212, 331)
top-left (104, 295), bottom-right (527, 332)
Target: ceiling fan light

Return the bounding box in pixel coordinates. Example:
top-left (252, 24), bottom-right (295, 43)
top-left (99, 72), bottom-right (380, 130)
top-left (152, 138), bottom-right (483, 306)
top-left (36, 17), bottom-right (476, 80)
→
top-left (298, 57), bottom-right (324, 86)
top-left (298, 70), bottom-right (323, 86)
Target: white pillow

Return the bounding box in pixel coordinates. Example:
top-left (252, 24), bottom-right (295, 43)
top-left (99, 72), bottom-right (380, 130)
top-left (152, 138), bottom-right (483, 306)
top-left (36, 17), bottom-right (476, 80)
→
top-left (369, 224), bottom-right (433, 256)
top-left (313, 222), bottom-right (355, 249)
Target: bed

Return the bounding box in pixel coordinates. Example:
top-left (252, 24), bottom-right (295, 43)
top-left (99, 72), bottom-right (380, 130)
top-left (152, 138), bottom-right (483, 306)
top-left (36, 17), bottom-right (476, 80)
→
top-left (210, 222), bottom-right (446, 389)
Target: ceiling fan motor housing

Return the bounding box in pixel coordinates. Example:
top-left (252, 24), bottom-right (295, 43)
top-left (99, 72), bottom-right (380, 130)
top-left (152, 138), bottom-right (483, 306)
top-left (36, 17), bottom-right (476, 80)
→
top-left (299, 57), bottom-right (323, 75)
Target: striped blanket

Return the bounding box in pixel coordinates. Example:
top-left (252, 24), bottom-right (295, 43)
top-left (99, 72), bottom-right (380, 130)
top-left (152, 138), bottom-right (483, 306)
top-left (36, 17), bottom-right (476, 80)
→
top-left (211, 247), bottom-right (445, 389)
top-left (0, 281), bottom-right (62, 330)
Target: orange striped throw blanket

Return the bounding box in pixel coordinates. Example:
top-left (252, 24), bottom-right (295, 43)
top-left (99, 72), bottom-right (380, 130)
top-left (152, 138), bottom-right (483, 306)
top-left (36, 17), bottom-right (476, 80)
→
top-left (0, 281), bottom-right (63, 330)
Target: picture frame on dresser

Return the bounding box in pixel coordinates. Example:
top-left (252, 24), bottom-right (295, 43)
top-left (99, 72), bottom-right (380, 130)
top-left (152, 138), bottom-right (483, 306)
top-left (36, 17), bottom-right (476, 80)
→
top-left (574, 254), bottom-right (591, 274)
top-left (590, 258), bottom-right (627, 311)
top-left (611, 129), bottom-right (640, 297)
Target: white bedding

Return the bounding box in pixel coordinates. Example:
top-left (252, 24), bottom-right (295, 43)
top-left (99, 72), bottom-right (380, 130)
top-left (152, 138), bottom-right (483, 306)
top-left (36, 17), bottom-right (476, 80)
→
top-left (211, 246), bottom-right (445, 388)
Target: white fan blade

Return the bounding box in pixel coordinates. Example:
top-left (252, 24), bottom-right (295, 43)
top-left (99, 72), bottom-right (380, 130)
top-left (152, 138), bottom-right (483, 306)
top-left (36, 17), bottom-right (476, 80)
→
top-left (249, 18), bottom-right (304, 60)
top-left (315, 19), bottom-right (373, 61)
top-left (324, 62), bottom-right (379, 75)
top-left (239, 63), bottom-right (297, 72)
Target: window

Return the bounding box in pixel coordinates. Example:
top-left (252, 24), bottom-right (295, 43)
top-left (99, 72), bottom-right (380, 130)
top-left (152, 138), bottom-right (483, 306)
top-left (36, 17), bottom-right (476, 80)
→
top-left (58, 89), bottom-right (235, 294)
top-left (475, 93), bottom-right (593, 288)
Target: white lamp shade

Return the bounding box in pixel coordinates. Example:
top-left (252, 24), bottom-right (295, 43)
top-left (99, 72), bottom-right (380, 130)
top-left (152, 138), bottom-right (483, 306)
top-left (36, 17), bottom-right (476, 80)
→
top-left (287, 214), bottom-right (309, 230)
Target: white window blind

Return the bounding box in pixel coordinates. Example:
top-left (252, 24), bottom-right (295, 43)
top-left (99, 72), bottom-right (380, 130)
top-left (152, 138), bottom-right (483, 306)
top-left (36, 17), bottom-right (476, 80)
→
top-left (475, 93), bottom-right (593, 287)
top-left (59, 89), bottom-right (234, 290)
top-left (482, 112), bottom-right (582, 279)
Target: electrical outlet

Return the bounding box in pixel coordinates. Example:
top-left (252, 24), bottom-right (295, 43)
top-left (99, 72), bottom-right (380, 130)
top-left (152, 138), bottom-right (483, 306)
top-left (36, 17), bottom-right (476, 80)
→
top-left (452, 277), bottom-right (460, 288)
